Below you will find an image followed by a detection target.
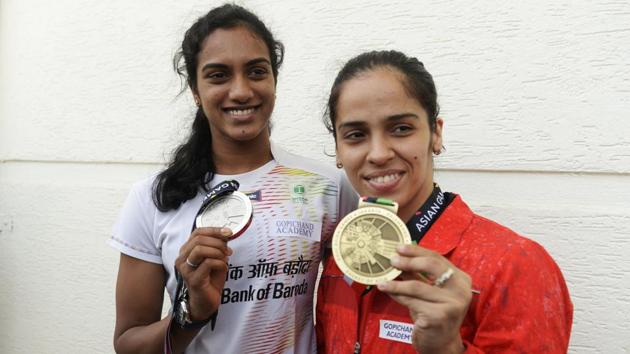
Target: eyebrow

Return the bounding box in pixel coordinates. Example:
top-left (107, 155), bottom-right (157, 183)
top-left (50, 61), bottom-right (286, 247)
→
top-left (337, 113), bottom-right (419, 130)
top-left (200, 57), bottom-right (271, 72)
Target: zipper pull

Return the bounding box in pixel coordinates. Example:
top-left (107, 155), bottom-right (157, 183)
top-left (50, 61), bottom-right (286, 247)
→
top-left (354, 341), bottom-right (361, 354)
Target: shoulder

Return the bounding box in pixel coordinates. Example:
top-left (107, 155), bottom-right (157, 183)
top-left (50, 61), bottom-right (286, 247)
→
top-left (447, 197), bottom-right (558, 269)
top-left (469, 213), bottom-right (549, 258)
top-left (271, 141), bottom-right (342, 185)
top-left (128, 174), bottom-right (159, 206)
top-left (450, 209), bottom-right (564, 294)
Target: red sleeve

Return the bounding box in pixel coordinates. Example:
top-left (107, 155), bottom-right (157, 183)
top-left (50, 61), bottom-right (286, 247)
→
top-left (462, 339), bottom-right (485, 353)
top-left (464, 240), bottom-right (573, 353)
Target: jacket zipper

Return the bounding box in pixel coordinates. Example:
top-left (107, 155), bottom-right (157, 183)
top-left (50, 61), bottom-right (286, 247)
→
top-left (354, 292), bottom-right (362, 354)
top-left (354, 286), bottom-right (373, 354)
top-left (354, 295), bottom-right (362, 354)
top-left (353, 341), bottom-right (361, 354)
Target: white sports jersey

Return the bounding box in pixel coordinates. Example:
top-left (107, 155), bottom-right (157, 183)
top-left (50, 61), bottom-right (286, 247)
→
top-left (110, 142), bottom-right (357, 354)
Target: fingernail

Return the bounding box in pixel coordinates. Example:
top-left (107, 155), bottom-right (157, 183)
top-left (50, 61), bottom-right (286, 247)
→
top-left (377, 282), bottom-right (388, 291)
top-left (396, 244), bottom-right (407, 252)
top-left (390, 256), bottom-right (400, 266)
top-left (221, 228), bottom-right (232, 236)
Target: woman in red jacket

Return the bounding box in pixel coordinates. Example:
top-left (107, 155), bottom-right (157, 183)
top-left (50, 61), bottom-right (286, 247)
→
top-left (316, 50), bottom-right (573, 353)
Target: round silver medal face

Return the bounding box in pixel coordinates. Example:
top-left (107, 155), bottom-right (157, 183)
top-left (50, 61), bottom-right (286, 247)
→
top-left (195, 191), bottom-right (253, 238)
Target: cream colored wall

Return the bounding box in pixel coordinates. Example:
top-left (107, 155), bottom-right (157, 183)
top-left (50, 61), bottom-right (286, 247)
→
top-left (1, 0), bottom-right (629, 353)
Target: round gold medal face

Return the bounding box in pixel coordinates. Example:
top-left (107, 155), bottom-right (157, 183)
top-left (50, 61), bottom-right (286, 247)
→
top-left (332, 207), bottom-right (412, 285)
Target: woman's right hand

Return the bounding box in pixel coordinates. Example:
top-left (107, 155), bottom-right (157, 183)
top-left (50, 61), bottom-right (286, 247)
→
top-left (175, 227), bottom-right (233, 321)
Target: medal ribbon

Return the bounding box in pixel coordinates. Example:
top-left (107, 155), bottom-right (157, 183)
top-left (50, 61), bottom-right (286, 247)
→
top-left (192, 180), bottom-right (240, 231)
top-left (361, 196), bottom-right (396, 206)
top-left (406, 184), bottom-right (454, 243)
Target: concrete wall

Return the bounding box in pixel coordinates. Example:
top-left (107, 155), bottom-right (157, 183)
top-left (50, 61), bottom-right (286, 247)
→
top-left (1, 0), bottom-right (629, 352)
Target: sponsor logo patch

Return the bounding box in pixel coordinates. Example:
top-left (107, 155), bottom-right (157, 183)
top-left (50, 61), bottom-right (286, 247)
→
top-left (270, 218), bottom-right (321, 242)
top-left (379, 319), bottom-right (413, 344)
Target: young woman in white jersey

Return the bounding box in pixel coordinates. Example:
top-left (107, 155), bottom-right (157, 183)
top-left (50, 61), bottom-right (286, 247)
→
top-left (111, 4), bottom-right (355, 353)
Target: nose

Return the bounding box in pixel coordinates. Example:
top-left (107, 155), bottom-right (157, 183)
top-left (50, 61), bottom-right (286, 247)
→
top-left (366, 134), bottom-right (395, 166)
top-left (228, 75), bottom-right (254, 103)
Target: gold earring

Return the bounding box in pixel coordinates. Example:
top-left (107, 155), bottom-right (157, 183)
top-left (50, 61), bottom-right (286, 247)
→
top-left (433, 145), bottom-right (446, 155)
top-left (336, 162), bottom-right (343, 169)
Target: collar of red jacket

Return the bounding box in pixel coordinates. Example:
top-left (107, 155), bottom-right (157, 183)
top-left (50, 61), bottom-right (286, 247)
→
top-left (417, 194), bottom-right (474, 256)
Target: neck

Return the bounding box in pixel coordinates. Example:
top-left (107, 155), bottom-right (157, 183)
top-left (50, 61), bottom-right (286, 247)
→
top-left (397, 178), bottom-right (435, 223)
top-left (212, 132), bottom-right (273, 175)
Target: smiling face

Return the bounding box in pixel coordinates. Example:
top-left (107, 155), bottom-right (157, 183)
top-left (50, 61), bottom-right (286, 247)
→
top-left (193, 26), bottom-right (276, 149)
top-left (335, 67), bottom-right (443, 222)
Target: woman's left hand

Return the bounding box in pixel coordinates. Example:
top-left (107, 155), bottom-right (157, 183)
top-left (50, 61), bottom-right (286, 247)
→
top-left (377, 244), bottom-right (472, 354)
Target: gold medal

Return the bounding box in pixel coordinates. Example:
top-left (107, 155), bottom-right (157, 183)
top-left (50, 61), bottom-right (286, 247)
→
top-left (332, 197), bottom-right (412, 285)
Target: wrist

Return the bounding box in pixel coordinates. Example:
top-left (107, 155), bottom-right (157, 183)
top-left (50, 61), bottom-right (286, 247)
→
top-left (187, 296), bottom-right (217, 322)
top-left (417, 337), bottom-right (465, 354)
top-left (175, 298), bottom-right (211, 330)
top-left (174, 285), bottom-right (213, 330)
top-left (439, 338), bottom-right (465, 354)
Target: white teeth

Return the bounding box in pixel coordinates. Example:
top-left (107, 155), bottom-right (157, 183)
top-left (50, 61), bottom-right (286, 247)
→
top-left (226, 108), bottom-right (255, 116)
top-left (370, 173), bottom-right (399, 184)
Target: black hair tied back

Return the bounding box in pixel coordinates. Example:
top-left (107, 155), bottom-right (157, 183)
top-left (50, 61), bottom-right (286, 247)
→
top-left (153, 4), bottom-right (284, 211)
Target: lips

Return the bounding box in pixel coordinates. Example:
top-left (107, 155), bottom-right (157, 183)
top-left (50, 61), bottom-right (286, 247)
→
top-left (224, 107), bottom-right (257, 116)
top-left (364, 171), bottom-right (404, 194)
top-left (221, 105), bottom-right (261, 123)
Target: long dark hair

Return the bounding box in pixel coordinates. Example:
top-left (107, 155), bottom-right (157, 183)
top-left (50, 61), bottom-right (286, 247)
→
top-left (324, 50), bottom-right (439, 141)
top-left (153, 4), bottom-right (284, 211)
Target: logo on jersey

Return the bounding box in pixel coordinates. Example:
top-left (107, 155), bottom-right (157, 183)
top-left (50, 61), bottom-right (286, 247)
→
top-left (245, 190), bottom-right (262, 201)
top-left (379, 320), bottom-right (413, 344)
top-left (270, 219), bottom-right (322, 242)
top-left (291, 184), bottom-right (307, 204)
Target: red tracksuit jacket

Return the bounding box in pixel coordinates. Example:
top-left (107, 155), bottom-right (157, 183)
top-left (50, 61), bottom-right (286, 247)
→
top-left (316, 195), bottom-right (573, 353)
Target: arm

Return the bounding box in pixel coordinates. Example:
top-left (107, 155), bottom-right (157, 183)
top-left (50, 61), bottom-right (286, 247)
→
top-left (113, 254), bottom-right (200, 354)
top-left (379, 241), bottom-right (572, 354)
top-left (462, 242), bottom-right (573, 353)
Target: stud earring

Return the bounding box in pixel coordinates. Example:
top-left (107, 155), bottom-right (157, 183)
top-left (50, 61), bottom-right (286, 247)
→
top-left (194, 98), bottom-right (201, 107)
top-left (336, 162), bottom-right (343, 169)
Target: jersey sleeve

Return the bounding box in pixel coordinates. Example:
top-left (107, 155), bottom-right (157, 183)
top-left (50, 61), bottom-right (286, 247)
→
top-left (109, 179), bottom-right (163, 264)
top-left (464, 240), bottom-right (573, 353)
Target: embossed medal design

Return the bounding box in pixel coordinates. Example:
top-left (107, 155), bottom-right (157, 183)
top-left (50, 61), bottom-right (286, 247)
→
top-left (194, 181), bottom-right (253, 239)
top-left (332, 197), bottom-right (412, 285)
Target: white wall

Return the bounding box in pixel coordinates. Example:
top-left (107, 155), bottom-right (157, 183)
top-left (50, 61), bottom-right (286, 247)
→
top-left (1, 0), bottom-right (629, 353)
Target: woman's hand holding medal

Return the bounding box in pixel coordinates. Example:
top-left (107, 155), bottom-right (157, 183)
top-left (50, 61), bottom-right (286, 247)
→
top-left (175, 227), bottom-right (233, 321)
top-left (173, 180), bottom-right (253, 322)
top-left (377, 245), bottom-right (472, 354)
top-left (332, 193), bottom-right (472, 352)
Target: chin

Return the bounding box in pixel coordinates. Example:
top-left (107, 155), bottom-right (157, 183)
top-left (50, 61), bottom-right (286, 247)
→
top-left (230, 127), bottom-right (267, 141)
